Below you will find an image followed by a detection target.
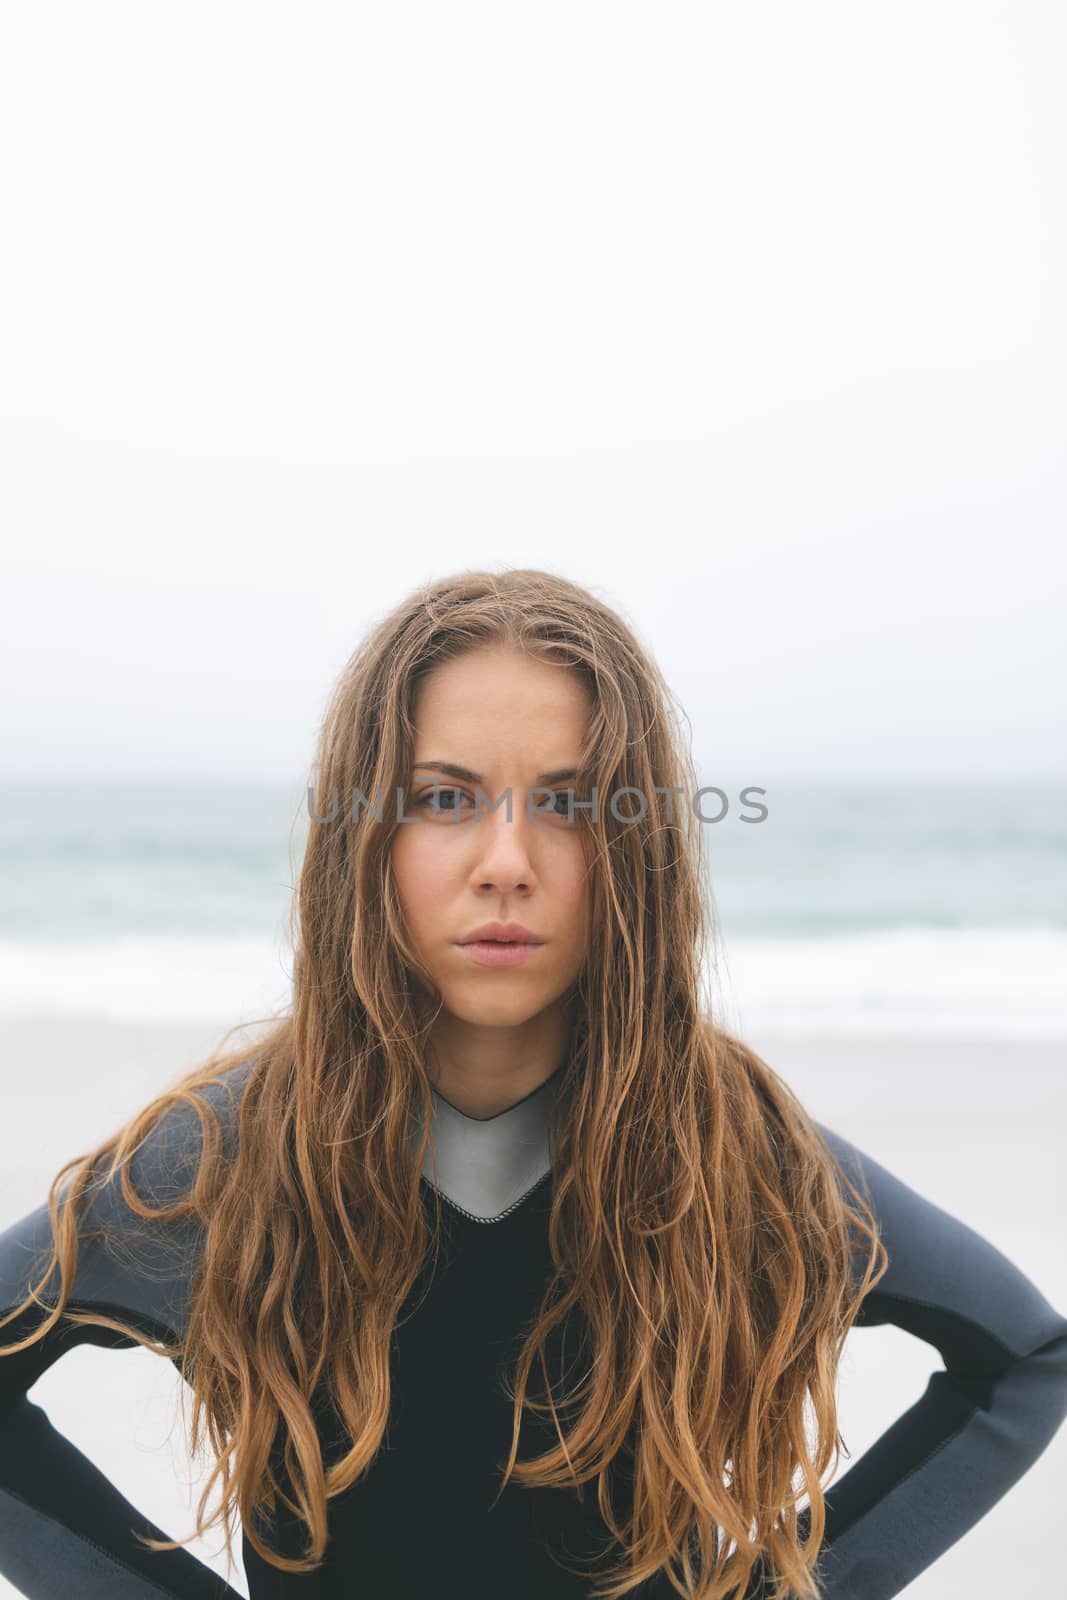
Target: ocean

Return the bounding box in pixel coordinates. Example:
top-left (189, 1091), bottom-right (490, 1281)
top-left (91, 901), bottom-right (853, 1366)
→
top-left (1, 778), bottom-right (1065, 1038)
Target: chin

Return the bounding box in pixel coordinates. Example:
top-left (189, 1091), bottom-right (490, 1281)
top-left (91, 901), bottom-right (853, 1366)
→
top-left (442, 988), bottom-right (549, 1029)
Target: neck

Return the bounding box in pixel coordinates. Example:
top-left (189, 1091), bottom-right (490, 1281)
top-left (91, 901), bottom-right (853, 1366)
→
top-left (424, 1002), bottom-right (572, 1119)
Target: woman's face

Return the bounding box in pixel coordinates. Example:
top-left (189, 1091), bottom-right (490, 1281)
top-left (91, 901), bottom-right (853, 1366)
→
top-left (390, 644), bottom-right (592, 1030)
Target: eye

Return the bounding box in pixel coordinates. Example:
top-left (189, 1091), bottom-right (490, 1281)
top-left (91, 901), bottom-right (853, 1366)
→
top-left (532, 788), bottom-right (578, 822)
top-left (414, 785), bottom-right (470, 817)
top-left (525, 790), bottom-right (578, 821)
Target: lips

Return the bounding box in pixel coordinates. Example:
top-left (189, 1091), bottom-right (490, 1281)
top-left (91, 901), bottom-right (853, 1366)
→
top-left (459, 920), bottom-right (544, 946)
top-left (458, 935), bottom-right (544, 968)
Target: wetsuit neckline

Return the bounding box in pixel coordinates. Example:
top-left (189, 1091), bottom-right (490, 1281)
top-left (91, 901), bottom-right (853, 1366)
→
top-left (412, 1058), bottom-right (568, 1221)
top-left (428, 1054), bottom-right (569, 1123)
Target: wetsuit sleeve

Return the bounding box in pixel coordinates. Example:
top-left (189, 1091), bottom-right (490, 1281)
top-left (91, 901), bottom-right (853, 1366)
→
top-left (0, 1073), bottom-right (248, 1599)
top-left (802, 1121), bottom-right (1067, 1600)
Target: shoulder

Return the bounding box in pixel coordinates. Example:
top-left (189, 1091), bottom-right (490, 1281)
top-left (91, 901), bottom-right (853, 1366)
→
top-left (0, 1058), bottom-right (255, 1345)
top-left (93, 1057), bottom-right (253, 1216)
top-left (811, 1118), bottom-right (1067, 1355)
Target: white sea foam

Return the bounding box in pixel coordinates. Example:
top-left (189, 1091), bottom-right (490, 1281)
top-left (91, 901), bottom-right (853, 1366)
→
top-left (709, 926), bottom-right (1067, 1039)
top-left (1, 926), bottom-right (1065, 1037)
top-left (0, 936), bottom-right (295, 1026)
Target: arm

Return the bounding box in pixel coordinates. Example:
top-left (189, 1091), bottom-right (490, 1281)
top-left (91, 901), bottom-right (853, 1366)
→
top-left (0, 1072), bottom-right (250, 1599)
top-left (803, 1121), bottom-right (1067, 1600)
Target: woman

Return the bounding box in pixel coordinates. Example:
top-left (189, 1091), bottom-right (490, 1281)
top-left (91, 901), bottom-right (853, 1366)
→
top-left (1, 567), bottom-right (1065, 1600)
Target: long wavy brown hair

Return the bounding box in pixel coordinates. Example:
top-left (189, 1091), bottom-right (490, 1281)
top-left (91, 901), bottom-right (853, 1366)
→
top-left (1, 567), bottom-right (886, 1600)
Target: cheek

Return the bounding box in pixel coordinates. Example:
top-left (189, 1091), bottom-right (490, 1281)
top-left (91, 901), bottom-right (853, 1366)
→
top-left (555, 841), bottom-right (592, 927)
top-left (391, 830), bottom-right (454, 927)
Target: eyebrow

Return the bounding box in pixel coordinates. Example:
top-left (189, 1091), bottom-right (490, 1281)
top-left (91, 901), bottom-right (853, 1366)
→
top-left (412, 761), bottom-right (579, 786)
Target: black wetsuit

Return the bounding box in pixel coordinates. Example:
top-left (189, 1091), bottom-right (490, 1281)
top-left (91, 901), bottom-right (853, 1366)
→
top-left (1, 1058), bottom-right (1065, 1599)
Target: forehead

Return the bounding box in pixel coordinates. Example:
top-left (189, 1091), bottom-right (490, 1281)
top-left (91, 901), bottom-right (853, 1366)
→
top-left (412, 647), bottom-right (590, 741)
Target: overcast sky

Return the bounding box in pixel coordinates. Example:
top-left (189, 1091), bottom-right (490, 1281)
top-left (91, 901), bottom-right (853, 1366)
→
top-left (1, 2), bottom-right (1064, 784)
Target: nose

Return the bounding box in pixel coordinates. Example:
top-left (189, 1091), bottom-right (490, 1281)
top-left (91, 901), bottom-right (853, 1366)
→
top-left (467, 796), bottom-right (537, 894)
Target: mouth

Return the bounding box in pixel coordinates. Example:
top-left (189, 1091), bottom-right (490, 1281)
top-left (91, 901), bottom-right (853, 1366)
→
top-left (457, 938), bottom-right (544, 968)
top-left (459, 921), bottom-right (544, 947)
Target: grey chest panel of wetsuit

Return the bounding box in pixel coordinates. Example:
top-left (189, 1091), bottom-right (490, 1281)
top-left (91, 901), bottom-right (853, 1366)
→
top-left (1, 1059), bottom-right (1066, 1600)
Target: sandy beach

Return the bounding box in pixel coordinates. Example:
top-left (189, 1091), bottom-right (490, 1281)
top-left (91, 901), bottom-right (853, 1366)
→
top-left (1, 1016), bottom-right (1064, 1599)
